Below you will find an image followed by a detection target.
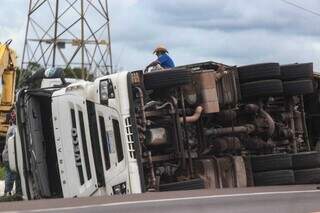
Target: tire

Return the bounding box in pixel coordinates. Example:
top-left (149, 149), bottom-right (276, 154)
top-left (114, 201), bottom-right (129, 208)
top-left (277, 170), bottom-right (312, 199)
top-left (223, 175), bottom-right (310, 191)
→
top-left (241, 79), bottom-right (283, 99)
top-left (294, 168), bottom-right (320, 184)
top-left (251, 154), bottom-right (292, 172)
top-left (144, 69), bottom-right (192, 90)
top-left (159, 179), bottom-right (205, 191)
top-left (283, 80), bottom-right (314, 96)
top-left (238, 63), bottom-right (280, 83)
top-left (292, 152), bottom-right (320, 169)
top-left (281, 63), bottom-right (313, 81)
top-left (253, 170), bottom-right (294, 186)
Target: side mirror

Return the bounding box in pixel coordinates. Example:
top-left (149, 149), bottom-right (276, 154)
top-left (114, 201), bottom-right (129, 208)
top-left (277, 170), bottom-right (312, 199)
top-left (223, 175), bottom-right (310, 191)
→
top-left (25, 67), bottom-right (67, 87)
top-left (44, 67), bottom-right (64, 79)
top-left (44, 67), bottom-right (67, 85)
top-left (100, 79), bottom-right (115, 105)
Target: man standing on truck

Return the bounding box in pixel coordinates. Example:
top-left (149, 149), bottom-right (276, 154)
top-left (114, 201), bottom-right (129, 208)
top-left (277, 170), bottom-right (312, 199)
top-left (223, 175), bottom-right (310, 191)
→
top-left (145, 45), bottom-right (175, 72)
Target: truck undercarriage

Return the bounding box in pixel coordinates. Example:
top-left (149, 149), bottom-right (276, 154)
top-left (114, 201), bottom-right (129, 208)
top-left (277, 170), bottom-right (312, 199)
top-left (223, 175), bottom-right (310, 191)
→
top-left (130, 61), bottom-right (320, 191)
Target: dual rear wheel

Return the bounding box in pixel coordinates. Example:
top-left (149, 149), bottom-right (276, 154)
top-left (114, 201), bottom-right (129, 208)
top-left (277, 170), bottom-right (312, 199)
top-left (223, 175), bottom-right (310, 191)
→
top-left (238, 63), bottom-right (314, 99)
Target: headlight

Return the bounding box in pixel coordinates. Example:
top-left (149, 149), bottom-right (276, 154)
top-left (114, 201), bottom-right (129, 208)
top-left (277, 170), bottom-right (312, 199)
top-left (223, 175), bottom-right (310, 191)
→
top-left (100, 80), bottom-right (109, 105)
top-left (100, 79), bottom-right (115, 105)
top-left (112, 182), bottom-right (127, 195)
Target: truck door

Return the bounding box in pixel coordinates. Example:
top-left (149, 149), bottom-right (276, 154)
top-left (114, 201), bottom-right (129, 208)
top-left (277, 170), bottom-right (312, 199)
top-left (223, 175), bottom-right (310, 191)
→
top-left (52, 95), bottom-right (99, 197)
top-left (95, 104), bottom-right (129, 195)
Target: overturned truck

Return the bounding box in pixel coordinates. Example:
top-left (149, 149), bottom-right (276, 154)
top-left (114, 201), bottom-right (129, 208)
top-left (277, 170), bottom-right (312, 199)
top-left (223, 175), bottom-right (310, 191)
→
top-left (11, 61), bottom-right (320, 199)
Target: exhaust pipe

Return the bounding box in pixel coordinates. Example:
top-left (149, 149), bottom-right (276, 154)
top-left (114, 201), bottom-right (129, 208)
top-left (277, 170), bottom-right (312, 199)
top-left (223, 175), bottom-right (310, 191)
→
top-left (179, 106), bottom-right (203, 123)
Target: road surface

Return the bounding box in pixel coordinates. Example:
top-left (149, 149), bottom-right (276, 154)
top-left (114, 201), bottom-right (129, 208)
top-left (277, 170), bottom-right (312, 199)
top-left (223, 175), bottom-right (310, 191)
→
top-left (1, 185), bottom-right (320, 213)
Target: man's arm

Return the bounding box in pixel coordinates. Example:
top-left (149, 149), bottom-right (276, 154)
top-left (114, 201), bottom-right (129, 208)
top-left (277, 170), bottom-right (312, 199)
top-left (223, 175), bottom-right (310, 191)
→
top-left (145, 60), bottom-right (160, 73)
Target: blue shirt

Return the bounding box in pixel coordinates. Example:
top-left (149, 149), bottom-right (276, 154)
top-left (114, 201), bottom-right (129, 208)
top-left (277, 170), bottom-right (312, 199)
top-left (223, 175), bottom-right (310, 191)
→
top-left (157, 53), bottom-right (175, 68)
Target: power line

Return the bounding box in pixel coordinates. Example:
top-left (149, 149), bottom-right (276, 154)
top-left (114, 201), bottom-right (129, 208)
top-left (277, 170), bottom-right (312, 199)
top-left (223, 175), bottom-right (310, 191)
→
top-left (280, 0), bottom-right (320, 17)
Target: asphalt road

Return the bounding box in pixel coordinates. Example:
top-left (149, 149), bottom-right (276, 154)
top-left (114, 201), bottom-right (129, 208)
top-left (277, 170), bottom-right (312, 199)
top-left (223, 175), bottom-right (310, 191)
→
top-left (1, 185), bottom-right (320, 213)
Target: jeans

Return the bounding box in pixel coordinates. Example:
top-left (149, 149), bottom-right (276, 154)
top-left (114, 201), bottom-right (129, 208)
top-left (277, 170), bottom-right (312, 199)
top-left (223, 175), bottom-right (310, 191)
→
top-left (4, 161), bottom-right (15, 194)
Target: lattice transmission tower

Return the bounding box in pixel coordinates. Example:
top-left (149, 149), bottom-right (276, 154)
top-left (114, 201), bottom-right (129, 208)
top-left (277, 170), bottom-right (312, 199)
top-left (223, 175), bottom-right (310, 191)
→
top-left (21, 0), bottom-right (113, 78)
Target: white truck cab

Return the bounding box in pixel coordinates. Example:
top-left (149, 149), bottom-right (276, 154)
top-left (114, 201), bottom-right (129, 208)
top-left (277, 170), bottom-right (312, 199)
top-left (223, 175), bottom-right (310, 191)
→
top-left (15, 71), bottom-right (142, 199)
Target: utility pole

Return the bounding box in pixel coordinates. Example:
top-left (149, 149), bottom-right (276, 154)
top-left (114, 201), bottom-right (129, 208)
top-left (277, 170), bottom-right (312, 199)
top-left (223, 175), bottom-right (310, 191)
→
top-left (21, 0), bottom-right (113, 79)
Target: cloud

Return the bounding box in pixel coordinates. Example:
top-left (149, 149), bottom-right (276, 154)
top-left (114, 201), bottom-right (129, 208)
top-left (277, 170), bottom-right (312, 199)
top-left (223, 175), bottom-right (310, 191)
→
top-left (146, 0), bottom-right (320, 35)
top-left (1, 0), bottom-right (320, 71)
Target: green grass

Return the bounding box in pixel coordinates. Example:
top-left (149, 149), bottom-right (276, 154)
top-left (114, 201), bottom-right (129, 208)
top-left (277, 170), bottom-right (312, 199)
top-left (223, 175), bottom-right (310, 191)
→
top-left (0, 166), bottom-right (5, 180)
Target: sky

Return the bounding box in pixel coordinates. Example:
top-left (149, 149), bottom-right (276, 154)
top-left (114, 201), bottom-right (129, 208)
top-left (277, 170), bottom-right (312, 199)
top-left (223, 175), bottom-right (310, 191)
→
top-left (1, 0), bottom-right (320, 71)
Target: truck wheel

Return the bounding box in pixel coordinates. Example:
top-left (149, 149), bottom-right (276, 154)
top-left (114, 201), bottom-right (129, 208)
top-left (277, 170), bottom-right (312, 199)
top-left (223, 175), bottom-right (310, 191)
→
top-left (283, 80), bottom-right (313, 96)
top-left (238, 63), bottom-right (280, 83)
top-left (281, 63), bottom-right (313, 81)
top-left (292, 152), bottom-right (320, 169)
top-left (253, 170), bottom-right (294, 186)
top-left (251, 154), bottom-right (292, 172)
top-left (143, 69), bottom-right (192, 90)
top-left (294, 168), bottom-right (320, 184)
top-left (241, 79), bottom-right (283, 99)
